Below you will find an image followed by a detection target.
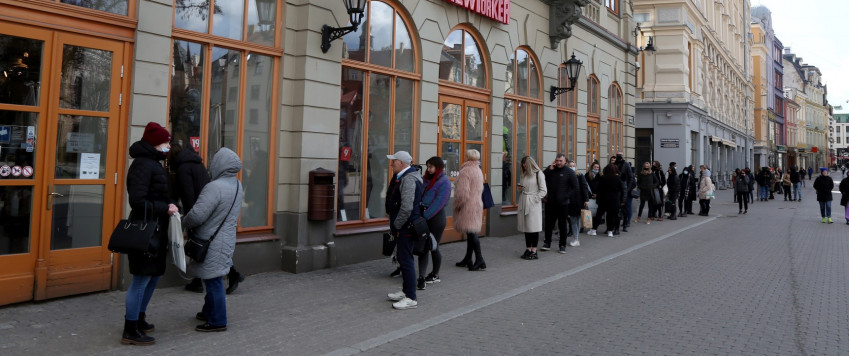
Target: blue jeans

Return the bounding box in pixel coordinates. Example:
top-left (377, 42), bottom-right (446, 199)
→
top-left (819, 201), bottom-right (832, 218)
top-left (568, 214), bottom-right (580, 238)
top-left (201, 277), bottom-right (227, 326)
top-left (396, 233), bottom-right (416, 301)
top-left (759, 185), bottom-right (770, 201)
top-left (125, 275), bottom-right (161, 320)
top-left (793, 182), bottom-right (802, 200)
top-left (624, 195), bottom-right (634, 225)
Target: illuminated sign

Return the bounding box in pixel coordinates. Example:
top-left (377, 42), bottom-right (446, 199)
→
top-left (444, 0), bottom-right (511, 25)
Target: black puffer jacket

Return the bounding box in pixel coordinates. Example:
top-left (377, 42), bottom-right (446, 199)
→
top-left (543, 165), bottom-right (578, 207)
top-left (813, 174), bottom-right (834, 202)
top-left (170, 148), bottom-right (209, 213)
top-left (126, 140), bottom-right (173, 276)
top-left (568, 172), bottom-right (590, 216)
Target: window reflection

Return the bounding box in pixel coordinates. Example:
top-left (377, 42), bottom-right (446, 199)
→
top-left (247, 0), bottom-right (276, 46)
top-left (516, 49), bottom-right (528, 96)
top-left (213, 0), bottom-right (245, 40)
top-left (175, 0), bottom-right (211, 33)
top-left (502, 100), bottom-right (513, 205)
top-left (367, 74), bottom-right (391, 219)
top-left (464, 31), bottom-right (485, 88)
top-left (0, 34), bottom-right (43, 106)
top-left (240, 54), bottom-right (272, 228)
top-left (394, 78), bottom-right (413, 153)
top-left (207, 47), bottom-right (241, 163)
top-left (50, 185), bottom-right (103, 250)
top-left (439, 30), bottom-right (463, 83)
top-left (342, 4), bottom-right (369, 62)
top-left (55, 115), bottom-right (108, 179)
top-left (0, 186), bottom-right (33, 255)
top-left (61, 0), bottom-right (128, 15)
top-left (338, 68), bottom-right (364, 222)
top-left (369, 1), bottom-right (393, 68)
top-left (170, 40), bottom-right (205, 152)
top-left (59, 45), bottom-right (112, 112)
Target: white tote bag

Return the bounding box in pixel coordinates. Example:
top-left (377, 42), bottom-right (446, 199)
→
top-left (168, 214), bottom-right (187, 273)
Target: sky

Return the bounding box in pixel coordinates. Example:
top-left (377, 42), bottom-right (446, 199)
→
top-left (756, 0), bottom-right (849, 107)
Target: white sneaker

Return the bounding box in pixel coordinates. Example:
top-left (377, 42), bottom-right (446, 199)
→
top-left (568, 238), bottom-right (580, 247)
top-left (392, 297), bottom-right (418, 309)
top-left (387, 291), bottom-right (406, 301)
top-left (607, 231), bottom-right (614, 237)
top-left (587, 229), bottom-right (597, 236)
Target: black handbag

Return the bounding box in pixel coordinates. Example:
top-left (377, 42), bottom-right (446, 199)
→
top-left (382, 232), bottom-right (396, 256)
top-left (108, 202), bottom-right (160, 256)
top-left (185, 182), bottom-right (240, 263)
top-left (482, 183), bottom-right (495, 209)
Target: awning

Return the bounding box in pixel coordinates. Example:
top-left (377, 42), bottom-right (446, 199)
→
top-left (723, 139), bottom-right (737, 148)
top-left (710, 135), bottom-right (722, 142)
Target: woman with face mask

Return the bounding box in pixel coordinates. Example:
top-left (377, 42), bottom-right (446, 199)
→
top-left (678, 165), bottom-right (697, 217)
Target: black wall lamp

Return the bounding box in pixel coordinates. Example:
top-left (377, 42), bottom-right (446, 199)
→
top-left (633, 24), bottom-right (656, 53)
top-left (321, 0), bottom-right (367, 53)
top-left (550, 53), bottom-right (583, 102)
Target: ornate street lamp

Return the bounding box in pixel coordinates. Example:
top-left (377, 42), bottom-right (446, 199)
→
top-left (550, 53), bottom-right (583, 102)
top-left (321, 0), bottom-right (366, 53)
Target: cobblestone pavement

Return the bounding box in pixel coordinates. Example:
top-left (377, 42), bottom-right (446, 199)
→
top-left (2, 181), bottom-right (849, 355)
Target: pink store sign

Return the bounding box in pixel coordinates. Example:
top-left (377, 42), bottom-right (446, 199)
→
top-left (445, 0), bottom-right (511, 25)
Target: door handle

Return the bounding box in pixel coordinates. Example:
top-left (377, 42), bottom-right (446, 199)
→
top-left (49, 192), bottom-right (65, 197)
top-left (47, 186), bottom-right (63, 210)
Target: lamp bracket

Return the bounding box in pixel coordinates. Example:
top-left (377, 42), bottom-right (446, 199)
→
top-left (549, 84), bottom-right (575, 102)
top-left (321, 24), bottom-right (358, 53)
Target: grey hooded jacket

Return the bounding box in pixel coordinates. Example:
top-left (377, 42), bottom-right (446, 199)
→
top-left (183, 148), bottom-right (243, 279)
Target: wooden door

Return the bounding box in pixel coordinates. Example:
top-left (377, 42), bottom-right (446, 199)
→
top-left (0, 23), bottom-right (127, 305)
top-left (587, 121), bottom-right (600, 168)
top-left (438, 96), bottom-right (488, 243)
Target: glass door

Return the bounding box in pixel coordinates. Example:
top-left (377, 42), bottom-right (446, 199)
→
top-left (587, 121), bottom-right (600, 168)
top-left (438, 96), bottom-right (488, 243)
top-left (0, 23), bottom-right (51, 306)
top-left (36, 33), bottom-right (124, 300)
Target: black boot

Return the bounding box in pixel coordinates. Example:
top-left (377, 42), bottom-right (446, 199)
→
top-left (121, 320), bottom-right (155, 345)
top-left (469, 259), bottom-right (487, 271)
top-left (613, 228), bottom-right (620, 235)
top-left (226, 268), bottom-right (245, 295)
top-left (456, 236), bottom-right (474, 267)
top-left (138, 313), bottom-right (154, 333)
top-left (468, 233), bottom-right (486, 271)
top-left (185, 278), bottom-right (204, 293)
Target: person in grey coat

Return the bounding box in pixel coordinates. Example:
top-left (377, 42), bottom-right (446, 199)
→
top-left (183, 148), bottom-right (243, 332)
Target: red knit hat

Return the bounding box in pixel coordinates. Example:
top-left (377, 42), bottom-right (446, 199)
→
top-left (142, 122), bottom-right (171, 146)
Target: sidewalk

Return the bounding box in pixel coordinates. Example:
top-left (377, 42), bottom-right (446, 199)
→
top-left (0, 187), bottom-right (803, 355)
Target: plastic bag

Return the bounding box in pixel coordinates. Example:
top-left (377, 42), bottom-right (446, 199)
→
top-left (168, 214), bottom-right (186, 273)
top-left (587, 199), bottom-right (598, 216)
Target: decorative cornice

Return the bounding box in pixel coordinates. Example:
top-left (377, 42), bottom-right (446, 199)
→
top-left (543, 0), bottom-right (590, 49)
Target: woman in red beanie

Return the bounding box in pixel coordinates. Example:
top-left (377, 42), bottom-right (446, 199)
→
top-left (121, 122), bottom-right (179, 345)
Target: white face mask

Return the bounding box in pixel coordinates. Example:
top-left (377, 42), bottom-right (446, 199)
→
top-left (160, 147), bottom-right (170, 153)
top-left (592, 169), bottom-right (599, 174)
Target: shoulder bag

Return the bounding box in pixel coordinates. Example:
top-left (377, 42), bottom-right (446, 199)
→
top-left (482, 182), bottom-right (495, 209)
top-left (185, 182), bottom-right (240, 263)
top-left (108, 201), bottom-right (160, 256)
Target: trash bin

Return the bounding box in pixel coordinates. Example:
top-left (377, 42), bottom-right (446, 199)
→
top-left (308, 168), bottom-right (335, 221)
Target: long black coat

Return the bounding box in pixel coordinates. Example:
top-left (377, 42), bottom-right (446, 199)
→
top-left (171, 148), bottom-right (210, 213)
top-left (679, 171), bottom-right (697, 201)
top-left (543, 165), bottom-right (578, 207)
top-left (568, 172), bottom-right (590, 216)
top-left (840, 177), bottom-right (849, 206)
top-left (813, 174), bottom-right (834, 202)
top-left (126, 140), bottom-right (173, 276)
top-left (597, 174), bottom-right (625, 208)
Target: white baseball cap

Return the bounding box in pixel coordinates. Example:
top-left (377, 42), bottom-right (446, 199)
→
top-left (386, 151), bottom-right (412, 164)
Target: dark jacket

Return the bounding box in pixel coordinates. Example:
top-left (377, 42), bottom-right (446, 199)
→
top-left (790, 170), bottom-right (801, 184)
top-left (171, 148), bottom-right (210, 213)
top-left (543, 164), bottom-right (578, 207)
top-left (666, 170), bottom-right (680, 196)
top-left (746, 172), bottom-right (756, 191)
top-left (735, 174), bottom-right (750, 193)
top-left (568, 171), bottom-right (590, 216)
top-left (840, 177), bottom-right (849, 206)
top-left (126, 140), bottom-right (173, 276)
top-left (679, 169), bottom-right (697, 201)
top-left (652, 167), bottom-right (666, 189)
top-left (813, 174), bottom-right (835, 202)
top-left (637, 170), bottom-right (659, 200)
top-left (598, 174), bottom-right (625, 208)
top-left (616, 158), bottom-right (636, 192)
top-left (586, 171), bottom-right (600, 199)
top-left (756, 169), bottom-right (772, 186)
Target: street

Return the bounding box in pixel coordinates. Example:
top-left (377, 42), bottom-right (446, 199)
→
top-left (2, 180), bottom-right (849, 355)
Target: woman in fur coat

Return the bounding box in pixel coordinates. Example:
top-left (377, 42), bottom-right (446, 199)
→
top-left (453, 149), bottom-right (486, 271)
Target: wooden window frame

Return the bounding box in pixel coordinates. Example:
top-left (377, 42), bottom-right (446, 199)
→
top-left (502, 47), bottom-right (543, 208)
top-left (608, 83), bottom-right (623, 158)
top-left (604, 0), bottom-right (618, 15)
top-left (169, 1), bottom-right (284, 235)
top-left (587, 75), bottom-right (600, 122)
top-left (336, 0), bottom-right (421, 228)
top-left (557, 64), bottom-right (578, 161)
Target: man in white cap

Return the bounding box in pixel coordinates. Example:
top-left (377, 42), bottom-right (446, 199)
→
top-left (384, 151), bottom-right (422, 309)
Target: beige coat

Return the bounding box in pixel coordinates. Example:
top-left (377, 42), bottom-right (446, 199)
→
top-left (452, 161), bottom-right (484, 233)
top-left (517, 170), bottom-right (547, 232)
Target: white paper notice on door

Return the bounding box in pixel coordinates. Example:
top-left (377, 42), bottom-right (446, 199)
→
top-left (79, 153), bottom-right (100, 179)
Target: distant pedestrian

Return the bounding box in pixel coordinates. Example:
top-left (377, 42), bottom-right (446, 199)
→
top-left (781, 170), bottom-right (792, 201)
top-left (735, 169), bottom-right (750, 214)
top-left (790, 166), bottom-right (802, 201)
top-left (665, 163), bottom-right (679, 220)
top-left (635, 161), bottom-right (659, 223)
top-left (595, 163), bottom-right (625, 236)
top-left (813, 168), bottom-right (834, 223)
top-left (454, 149), bottom-right (486, 271)
top-left (518, 156), bottom-right (547, 259)
top-left (678, 165), bottom-right (697, 216)
top-left (614, 152), bottom-right (636, 231)
top-left (800, 169), bottom-right (807, 186)
top-left (756, 167), bottom-right (771, 201)
top-left (541, 153), bottom-right (577, 253)
top-left (808, 167), bottom-right (814, 181)
top-left (585, 161), bottom-right (602, 236)
top-left (567, 160), bottom-right (589, 246)
top-left (384, 150), bottom-right (423, 309)
top-left (697, 165), bottom-right (715, 216)
top-left (183, 148), bottom-right (243, 332)
top-left (840, 172), bottom-right (849, 224)
top-left (745, 168), bottom-right (755, 203)
top-left (418, 156), bottom-right (451, 287)
top-left (121, 122), bottom-right (179, 346)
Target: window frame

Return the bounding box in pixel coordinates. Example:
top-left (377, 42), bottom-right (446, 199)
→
top-left (557, 64), bottom-right (578, 162)
top-left (336, 0), bottom-right (421, 228)
top-left (503, 47), bottom-right (543, 208)
top-left (604, 0), bottom-right (618, 14)
top-left (168, 1), bottom-right (284, 235)
top-left (608, 83), bottom-right (623, 158)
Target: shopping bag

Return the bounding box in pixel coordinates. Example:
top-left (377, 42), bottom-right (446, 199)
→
top-left (580, 209), bottom-right (593, 229)
top-left (587, 199), bottom-right (598, 216)
top-left (168, 214), bottom-right (186, 273)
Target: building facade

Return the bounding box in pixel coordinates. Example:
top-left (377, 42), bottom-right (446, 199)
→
top-left (633, 0), bottom-right (753, 188)
top-left (0, 0), bottom-right (640, 305)
top-left (832, 105), bottom-right (849, 167)
top-left (750, 5), bottom-right (787, 170)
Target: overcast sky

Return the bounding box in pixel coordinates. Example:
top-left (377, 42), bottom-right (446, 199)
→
top-left (755, 0), bottom-right (849, 106)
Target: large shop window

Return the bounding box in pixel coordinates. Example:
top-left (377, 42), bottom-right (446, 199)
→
top-left (170, 0), bottom-right (281, 231)
top-left (502, 48), bottom-right (542, 206)
top-left (557, 64), bottom-right (578, 165)
top-left (337, 0), bottom-right (418, 224)
top-left (586, 75), bottom-right (601, 166)
top-left (608, 83), bottom-right (623, 157)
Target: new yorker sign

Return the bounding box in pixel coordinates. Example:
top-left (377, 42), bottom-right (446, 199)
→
top-left (445, 0), bottom-right (511, 24)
